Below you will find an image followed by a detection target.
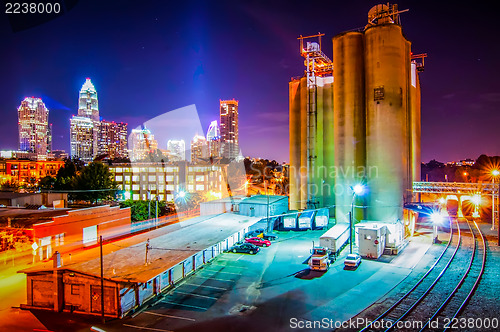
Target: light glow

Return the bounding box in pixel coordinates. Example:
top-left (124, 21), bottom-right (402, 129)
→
top-left (430, 212), bottom-right (443, 224)
top-left (352, 184), bottom-right (365, 195)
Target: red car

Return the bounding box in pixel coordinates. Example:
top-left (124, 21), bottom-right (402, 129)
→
top-left (245, 237), bottom-right (271, 247)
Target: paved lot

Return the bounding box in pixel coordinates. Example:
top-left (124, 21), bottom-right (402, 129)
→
top-left (89, 228), bottom-right (431, 332)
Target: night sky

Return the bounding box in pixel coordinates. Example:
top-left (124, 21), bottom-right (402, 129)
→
top-left (1, 0), bottom-right (498, 163)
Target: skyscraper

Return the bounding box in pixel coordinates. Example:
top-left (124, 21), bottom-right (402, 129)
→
top-left (167, 139), bottom-right (186, 161)
top-left (97, 121), bottom-right (128, 159)
top-left (191, 135), bottom-right (207, 163)
top-left (70, 116), bottom-right (94, 162)
top-left (18, 97), bottom-right (51, 160)
top-left (219, 99), bottom-right (239, 159)
top-left (70, 78), bottom-right (100, 161)
top-left (206, 120), bottom-right (221, 158)
top-left (78, 78), bottom-right (99, 121)
top-left (129, 128), bottom-right (158, 161)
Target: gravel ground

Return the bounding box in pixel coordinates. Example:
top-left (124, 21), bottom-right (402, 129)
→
top-left (460, 222), bottom-right (500, 331)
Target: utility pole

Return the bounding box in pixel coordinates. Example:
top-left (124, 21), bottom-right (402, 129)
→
top-left (100, 235), bottom-right (105, 324)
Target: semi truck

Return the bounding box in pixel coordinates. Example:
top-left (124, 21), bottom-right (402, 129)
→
top-left (308, 223), bottom-right (350, 271)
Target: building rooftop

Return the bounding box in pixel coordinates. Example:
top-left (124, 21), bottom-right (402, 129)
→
top-left (239, 195), bottom-right (288, 205)
top-left (0, 206), bottom-right (70, 227)
top-left (20, 213), bottom-right (260, 283)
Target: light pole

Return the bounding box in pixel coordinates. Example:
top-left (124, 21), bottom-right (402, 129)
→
top-left (349, 184), bottom-right (365, 254)
top-left (492, 170), bottom-right (499, 231)
top-left (430, 212), bottom-right (442, 243)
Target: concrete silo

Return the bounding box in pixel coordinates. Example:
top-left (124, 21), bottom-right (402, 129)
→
top-left (332, 31), bottom-right (366, 224)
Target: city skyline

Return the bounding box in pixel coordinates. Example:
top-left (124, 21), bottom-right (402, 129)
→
top-left (1, 1), bottom-right (498, 163)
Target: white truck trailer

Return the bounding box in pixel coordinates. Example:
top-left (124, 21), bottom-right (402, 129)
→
top-left (308, 223), bottom-right (350, 271)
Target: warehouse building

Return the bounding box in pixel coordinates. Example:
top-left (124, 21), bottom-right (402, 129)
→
top-left (20, 213), bottom-right (260, 318)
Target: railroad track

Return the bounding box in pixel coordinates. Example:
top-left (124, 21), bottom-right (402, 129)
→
top-left (358, 218), bottom-right (486, 332)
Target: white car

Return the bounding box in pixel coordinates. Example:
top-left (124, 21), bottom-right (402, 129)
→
top-left (344, 253), bottom-right (361, 269)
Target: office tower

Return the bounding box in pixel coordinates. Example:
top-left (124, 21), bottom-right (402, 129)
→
top-left (191, 135), bottom-right (207, 163)
top-left (129, 127), bottom-right (158, 162)
top-left (206, 120), bottom-right (221, 158)
top-left (78, 78), bottom-right (99, 121)
top-left (70, 78), bottom-right (100, 161)
top-left (219, 99), bottom-right (239, 159)
top-left (70, 116), bottom-right (94, 162)
top-left (97, 120), bottom-right (128, 159)
top-left (167, 139), bottom-right (186, 161)
top-left (18, 97), bottom-right (51, 160)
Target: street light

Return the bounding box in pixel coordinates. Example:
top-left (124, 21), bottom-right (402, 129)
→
top-left (492, 170), bottom-right (499, 231)
top-left (471, 194), bottom-right (481, 219)
top-left (430, 212), bottom-right (443, 243)
top-left (349, 184), bottom-right (365, 254)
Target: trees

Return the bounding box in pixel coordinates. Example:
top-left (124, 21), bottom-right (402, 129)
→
top-left (72, 162), bottom-right (117, 203)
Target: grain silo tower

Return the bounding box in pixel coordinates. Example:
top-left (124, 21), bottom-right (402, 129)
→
top-left (289, 3), bottom-right (424, 224)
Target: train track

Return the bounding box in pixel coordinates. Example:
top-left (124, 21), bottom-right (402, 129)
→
top-left (358, 218), bottom-right (486, 332)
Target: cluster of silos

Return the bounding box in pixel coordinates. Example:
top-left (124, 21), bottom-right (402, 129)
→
top-left (289, 4), bottom-right (422, 224)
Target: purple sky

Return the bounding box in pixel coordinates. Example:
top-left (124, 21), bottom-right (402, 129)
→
top-left (1, 1), bottom-right (498, 163)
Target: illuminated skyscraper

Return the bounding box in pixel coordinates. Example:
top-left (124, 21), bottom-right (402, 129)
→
top-left (17, 97), bottom-right (51, 160)
top-left (97, 121), bottom-right (128, 159)
top-left (78, 78), bottom-right (99, 121)
top-left (219, 99), bottom-right (239, 159)
top-left (191, 135), bottom-right (207, 163)
top-left (70, 78), bottom-right (100, 161)
top-left (206, 120), bottom-right (221, 158)
top-left (70, 116), bottom-right (94, 162)
top-left (129, 127), bottom-right (158, 162)
top-left (167, 139), bottom-right (186, 161)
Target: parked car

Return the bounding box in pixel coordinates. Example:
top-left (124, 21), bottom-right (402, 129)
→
top-left (229, 243), bottom-right (259, 254)
top-left (261, 233), bottom-right (278, 241)
top-left (344, 253), bottom-right (362, 269)
top-left (245, 229), bottom-right (265, 238)
top-left (245, 237), bottom-right (271, 247)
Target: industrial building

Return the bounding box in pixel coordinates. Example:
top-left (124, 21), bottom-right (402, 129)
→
top-left (200, 195), bottom-right (288, 218)
top-left (1, 205), bottom-right (130, 260)
top-left (20, 213), bottom-right (260, 318)
top-left (289, 4), bottom-right (423, 225)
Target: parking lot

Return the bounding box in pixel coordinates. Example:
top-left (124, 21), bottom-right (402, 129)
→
top-left (98, 228), bottom-right (431, 332)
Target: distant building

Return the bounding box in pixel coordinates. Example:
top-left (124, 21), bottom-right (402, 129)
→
top-left (70, 116), bottom-right (95, 162)
top-left (206, 120), bottom-right (221, 158)
top-left (17, 97), bottom-right (51, 160)
top-left (110, 163), bottom-right (227, 202)
top-left (70, 78), bottom-right (129, 161)
top-left (48, 150), bottom-right (68, 160)
top-left (78, 77), bottom-right (99, 122)
top-left (167, 139), bottom-right (185, 161)
top-left (97, 120), bottom-right (128, 159)
top-left (219, 99), bottom-right (239, 159)
top-left (70, 78), bottom-right (100, 162)
top-left (191, 135), bottom-right (207, 163)
top-left (446, 159), bottom-right (476, 167)
top-left (128, 128), bottom-right (158, 162)
top-left (0, 159), bottom-right (64, 186)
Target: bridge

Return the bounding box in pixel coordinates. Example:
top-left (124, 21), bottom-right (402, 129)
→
top-left (413, 181), bottom-right (499, 228)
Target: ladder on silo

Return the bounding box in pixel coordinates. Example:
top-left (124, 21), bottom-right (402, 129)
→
top-left (298, 33), bottom-right (333, 209)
